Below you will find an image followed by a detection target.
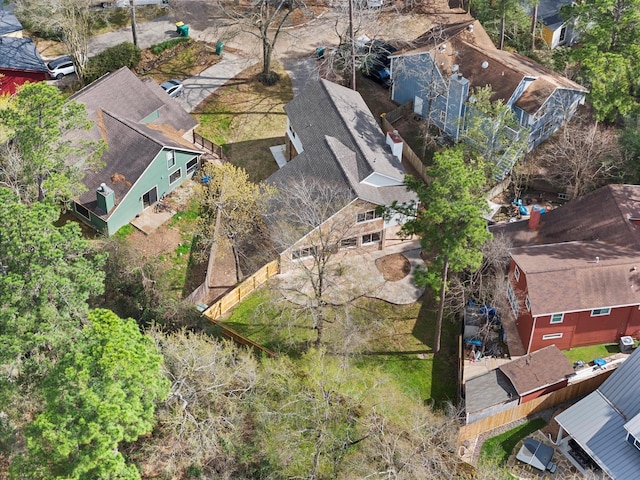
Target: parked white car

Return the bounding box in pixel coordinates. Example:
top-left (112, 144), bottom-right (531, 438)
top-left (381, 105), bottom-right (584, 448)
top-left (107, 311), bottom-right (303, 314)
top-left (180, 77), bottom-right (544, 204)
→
top-left (47, 56), bottom-right (75, 80)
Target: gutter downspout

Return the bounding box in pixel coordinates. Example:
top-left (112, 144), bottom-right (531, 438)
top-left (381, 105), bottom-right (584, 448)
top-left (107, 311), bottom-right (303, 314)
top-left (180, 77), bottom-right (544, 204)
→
top-left (527, 314), bottom-right (537, 354)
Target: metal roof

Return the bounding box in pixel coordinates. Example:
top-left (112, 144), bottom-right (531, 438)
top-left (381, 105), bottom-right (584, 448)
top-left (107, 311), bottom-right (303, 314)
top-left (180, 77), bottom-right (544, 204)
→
top-left (556, 349), bottom-right (640, 479)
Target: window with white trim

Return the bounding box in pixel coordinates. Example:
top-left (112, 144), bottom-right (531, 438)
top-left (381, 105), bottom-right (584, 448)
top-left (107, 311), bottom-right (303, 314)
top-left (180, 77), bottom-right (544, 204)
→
top-left (550, 313), bottom-right (564, 324)
top-left (356, 210), bottom-right (383, 223)
top-left (166, 150), bottom-right (176, 168)
top-left (542, 333), bottom-right (563, 340)
top-left (362, 232), bottom-right (381, 244)
top-left (186, 158), bottom-right (198, 175)
top-left (169, 168), bottom-right (182, 184)
top-left (514, 265), bottom-right (520, 282)
top-left (292, 246), bottom-right (317, 260)
top-left (525, 296), bottom-right (531, 312)
top-left (340, 237), bottom-right (357, 249)
top-left (507, 283), bottom-right (518, 317)
top-left (591, 308), bottom-right (611, 317)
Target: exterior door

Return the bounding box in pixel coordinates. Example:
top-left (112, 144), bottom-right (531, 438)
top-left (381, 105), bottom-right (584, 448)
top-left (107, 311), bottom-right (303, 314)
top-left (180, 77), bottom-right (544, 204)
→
top-left (142, 187), bottom-right (157, 209)
top-left (414, 96), bottom-right (423, 115)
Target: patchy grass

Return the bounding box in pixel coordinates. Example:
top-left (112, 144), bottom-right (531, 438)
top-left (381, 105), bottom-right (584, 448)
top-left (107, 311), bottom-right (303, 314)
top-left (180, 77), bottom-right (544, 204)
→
top-left (221, 289), bottom-right (458, 406)
top-left (113, 223), bottom-right (136, 239)
top-left (136, 39), bottom-right (221, 83)
top-left (194, 62), bottom-right (294, 183)
top-left (562, 343), bottom-right (620, 364)
top-left (479, 418), bottom-right (548, 467)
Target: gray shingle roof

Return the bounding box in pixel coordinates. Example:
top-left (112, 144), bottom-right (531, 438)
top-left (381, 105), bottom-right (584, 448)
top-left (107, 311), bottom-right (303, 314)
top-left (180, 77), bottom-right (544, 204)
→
top-left (465, 369), bottom-right (518, 415)
top-left (0, 10), bottom-right (23, 36)
top-left (556, 348), bottom-right (640, 479)
top-left (537, 0), bottom-right (573, 30)
top-left (0, 37), bottom-right (47, 72)
top-left (394, 19), bottom-right (586, 115)
top-left (269, 79), bottom-right (416, 209)
top-left (71, 67), bottom-right (200, 218)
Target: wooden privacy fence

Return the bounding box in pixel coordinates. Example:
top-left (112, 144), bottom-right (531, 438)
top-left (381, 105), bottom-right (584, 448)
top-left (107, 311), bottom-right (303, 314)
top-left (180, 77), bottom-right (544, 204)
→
top-left (458, 370), bottom-right (614, 442)
top-left (210, 321), bottom-right (278, 358)
top-left (203, 260), bottom-right (280, 321)
top-left (381, 113), bottom-right (429, 183)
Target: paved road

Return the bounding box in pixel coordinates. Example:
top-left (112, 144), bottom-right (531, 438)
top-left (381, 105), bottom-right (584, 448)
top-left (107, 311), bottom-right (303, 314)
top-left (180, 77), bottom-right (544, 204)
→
top-left (176, 53), bottom-right (256, 112)
top-left (88, 16), bottom-right (257, 111)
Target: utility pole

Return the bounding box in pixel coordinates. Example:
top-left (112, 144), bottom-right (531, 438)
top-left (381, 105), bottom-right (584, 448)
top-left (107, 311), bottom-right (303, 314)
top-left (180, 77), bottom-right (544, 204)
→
top-left (130, 1), bottom-right (138, 46)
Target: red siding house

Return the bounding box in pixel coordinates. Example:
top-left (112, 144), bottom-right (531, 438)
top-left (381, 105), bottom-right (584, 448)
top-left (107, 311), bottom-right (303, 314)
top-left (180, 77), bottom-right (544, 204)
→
top-left (493, 184), bottom-right (640, 353)
top-left (0, 37), bottom-right (48, 95)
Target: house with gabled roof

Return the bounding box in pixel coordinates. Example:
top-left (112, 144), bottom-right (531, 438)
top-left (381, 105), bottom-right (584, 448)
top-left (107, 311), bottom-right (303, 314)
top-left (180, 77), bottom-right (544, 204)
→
top-left (266, 79), bottom-right (417, 269)
top-left (389, 18), bottom-right (587, 179)
top-left (465, 345), bottom-right (574, 423)
top-left (535, 0), bottom-right (577, 49)
top-left (69, 67), bottom-right (202, 235)
top-left (0, 8), bottom-right (24, 38)
top-left (555, 346), bottom-right (640, 478)
top-left (0, 36), bottom-right (48, 95)
top-left (491, 184), bottom-right (640, 353)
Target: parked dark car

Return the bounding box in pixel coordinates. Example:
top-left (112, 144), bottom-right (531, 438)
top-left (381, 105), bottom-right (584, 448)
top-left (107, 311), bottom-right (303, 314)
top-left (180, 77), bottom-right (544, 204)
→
top-left (360, 40), bottom-right (397, 88)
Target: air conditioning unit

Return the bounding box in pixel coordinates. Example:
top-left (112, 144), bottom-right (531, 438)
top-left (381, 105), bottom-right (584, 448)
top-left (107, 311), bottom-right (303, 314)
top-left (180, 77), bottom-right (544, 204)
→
top-left (620, 336), bottom-right (634, 352)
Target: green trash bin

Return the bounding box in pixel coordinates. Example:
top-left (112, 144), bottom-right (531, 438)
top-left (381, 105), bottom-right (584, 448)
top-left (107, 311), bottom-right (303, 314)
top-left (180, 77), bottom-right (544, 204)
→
top-left (177, 24), bottom-right (189, 37)
top-left (315, 47), bottom-right (325, 59)
top-left (215, 41), bottom-right (224, 55)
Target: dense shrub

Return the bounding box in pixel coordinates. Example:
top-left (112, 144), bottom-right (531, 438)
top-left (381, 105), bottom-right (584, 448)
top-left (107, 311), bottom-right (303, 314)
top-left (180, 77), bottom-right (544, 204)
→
top-left (150, 37), bottom-right (190, 55)
top-left (84, 41), bottom-right (141, 83)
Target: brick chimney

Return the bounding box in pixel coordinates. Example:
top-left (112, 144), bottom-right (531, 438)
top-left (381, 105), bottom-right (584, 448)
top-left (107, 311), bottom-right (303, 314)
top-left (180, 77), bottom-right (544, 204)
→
top-left (386, 130), bottom-right (403, 161)
top-left (529, 205), bottom-right (541, 230)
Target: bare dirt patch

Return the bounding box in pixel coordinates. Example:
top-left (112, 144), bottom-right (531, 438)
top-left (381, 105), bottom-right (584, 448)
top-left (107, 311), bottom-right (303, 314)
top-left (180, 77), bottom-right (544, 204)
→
top-left (375, 253), bottom-right (411, 281)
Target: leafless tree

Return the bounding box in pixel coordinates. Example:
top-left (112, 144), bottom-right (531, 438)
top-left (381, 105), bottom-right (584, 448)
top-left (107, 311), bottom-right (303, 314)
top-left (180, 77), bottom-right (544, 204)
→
top-left (14, 0), bottom-right (93, 82)
top-left (445, 233), bottom-right (512, 320)
top-left (221, 0), bottom-right (309, 84)
top-left (135, 328), bottom-right (258, 479)
top-left (528, 113), bottom-right (624, 198)
top-left (267, 176), bottom-right (366, 346)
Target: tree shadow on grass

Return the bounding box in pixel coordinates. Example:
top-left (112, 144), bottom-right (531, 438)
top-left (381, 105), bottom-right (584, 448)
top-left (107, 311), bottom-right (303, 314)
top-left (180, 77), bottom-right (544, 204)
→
top-left (414, 292), bottom-right (459, 409)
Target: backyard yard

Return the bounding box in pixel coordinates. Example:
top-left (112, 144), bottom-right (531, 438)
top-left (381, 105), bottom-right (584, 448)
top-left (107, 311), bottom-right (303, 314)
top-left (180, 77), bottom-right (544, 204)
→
top-left (193, 62), bottom-right (293, 183)
top-left (221, 288), bottom-right (458, 409)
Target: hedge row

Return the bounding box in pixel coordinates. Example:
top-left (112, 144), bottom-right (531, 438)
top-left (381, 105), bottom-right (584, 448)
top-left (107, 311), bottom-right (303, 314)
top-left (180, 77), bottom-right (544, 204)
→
top-left (150, 37), bottom-right (190, 55)
top-left (84, 42), bottom-right (141, 84)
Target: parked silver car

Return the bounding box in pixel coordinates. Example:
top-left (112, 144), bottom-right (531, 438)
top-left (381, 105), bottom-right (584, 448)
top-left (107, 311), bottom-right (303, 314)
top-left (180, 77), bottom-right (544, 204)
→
top-left (160, 79), bottom-right (184, 98)
top-left (47, 56), bottom-right (75, 80)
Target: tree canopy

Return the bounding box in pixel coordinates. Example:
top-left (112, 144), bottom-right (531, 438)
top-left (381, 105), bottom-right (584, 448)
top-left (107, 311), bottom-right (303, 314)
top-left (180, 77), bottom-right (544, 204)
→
top-left (13, 309), bottom-right (169, 480)
top-left (392, 148), bottom-right (491, 352)
top-left (566, 0), bottom-right (640, 121)
top-left (195, 162), bottom-right (273, 281)
top-left (0, 82), bottom-right (103, 204)
top-left (0, 187), bottom-right (105, 376)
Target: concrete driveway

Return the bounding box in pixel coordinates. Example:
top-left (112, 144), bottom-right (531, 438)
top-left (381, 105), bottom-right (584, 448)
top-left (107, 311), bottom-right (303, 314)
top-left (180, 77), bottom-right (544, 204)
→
top-left (88, 16), bottom-right (257, 112)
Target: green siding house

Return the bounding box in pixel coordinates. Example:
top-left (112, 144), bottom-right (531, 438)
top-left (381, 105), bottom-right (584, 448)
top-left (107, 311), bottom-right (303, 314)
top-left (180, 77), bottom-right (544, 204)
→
top-left (69, 67), bottom-right (202, 235)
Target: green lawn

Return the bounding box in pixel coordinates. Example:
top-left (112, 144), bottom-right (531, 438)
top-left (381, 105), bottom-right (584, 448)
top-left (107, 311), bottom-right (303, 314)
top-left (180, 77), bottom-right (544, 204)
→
top-left (194, 62), bottom-right (293, 183)
top-left (562, 343), bottom-right (620, 364)
top-left (221, 289), bottom-right (458, 407)
top-left (479, 418), bottom-right (548, 466)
